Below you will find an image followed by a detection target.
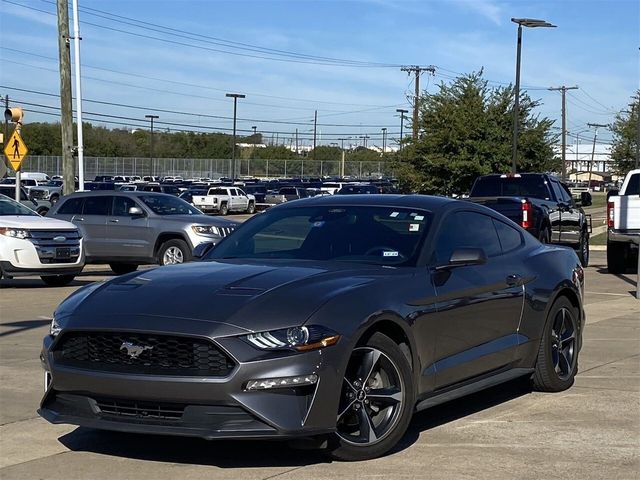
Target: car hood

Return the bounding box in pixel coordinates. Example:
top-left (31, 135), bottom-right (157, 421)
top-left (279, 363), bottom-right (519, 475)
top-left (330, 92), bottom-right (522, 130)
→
top-left (0, 215), bottom-right (77, 229)
top-left (58, 260), bottom-right (400, 336)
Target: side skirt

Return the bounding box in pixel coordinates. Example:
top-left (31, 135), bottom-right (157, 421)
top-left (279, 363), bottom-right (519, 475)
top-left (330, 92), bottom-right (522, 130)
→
top-left (415, 367), bottom-right (534, 412)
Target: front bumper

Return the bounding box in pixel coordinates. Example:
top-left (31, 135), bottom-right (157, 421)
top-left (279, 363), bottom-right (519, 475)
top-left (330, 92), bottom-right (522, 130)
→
top-left (39, 331), bottom-right (344, 439)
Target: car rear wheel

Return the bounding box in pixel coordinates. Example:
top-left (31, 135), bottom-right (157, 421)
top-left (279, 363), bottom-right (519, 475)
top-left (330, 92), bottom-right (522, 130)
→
top-left (607, 241), bottom-right (628, 274)
top-left (532, 297), bottom-right (580, 392)
top-left (219, 203), bottom-right (229, 216)
top-left (538, 227), bottom-right (550, 244)
top-left (109, 263), bottom-right (139, 275)
top-left (329, 332), bottom-right (414, 461)
top-left (41, 275), bottom-right (75, 287)
top-left (36, 207), bottom-right (49, 216)
top-left (246, 202), bottom-right (255, 214)
top-left (158, 239), bottom-right (192, 265)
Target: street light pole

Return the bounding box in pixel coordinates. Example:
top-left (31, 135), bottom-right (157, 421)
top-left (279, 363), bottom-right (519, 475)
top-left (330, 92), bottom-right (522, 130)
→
top-left (396, 109), bottom-right (408, 152)
top-left (381, 127), bottom-right (387, 154)
top-left (510, 18), bottom-right (556, 174)
top-left (226, 93), bottom-right (245, 180)
top-left (145, 114), bottom-right (159, 178)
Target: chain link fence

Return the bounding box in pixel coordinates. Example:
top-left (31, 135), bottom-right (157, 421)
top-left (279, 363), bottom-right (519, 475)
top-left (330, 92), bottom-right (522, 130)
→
top-left (16, 156), bottom-right (397, 180)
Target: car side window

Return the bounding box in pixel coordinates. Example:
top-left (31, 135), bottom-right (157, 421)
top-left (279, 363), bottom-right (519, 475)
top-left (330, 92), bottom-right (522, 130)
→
top-left (559, 183), bottom-right (574, 204)
top-left (83, 196), bottom-right (111, 215)
top-left (112, 196), bottom-right (138, 216)
top-left (626, 173), bottom-right (640, 195)
top-left (549, 180), bottom-right (565, 203)
top-left (434, 211), bottom-right (502, 263)
top-left (57, 197), bottom-right (84, 215)
top-left (492, 219), bottom-right (523, 254)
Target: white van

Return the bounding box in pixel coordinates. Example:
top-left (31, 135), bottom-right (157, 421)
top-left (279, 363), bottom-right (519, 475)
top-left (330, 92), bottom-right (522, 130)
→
top-left (21, 172), bottom-right (51, 183)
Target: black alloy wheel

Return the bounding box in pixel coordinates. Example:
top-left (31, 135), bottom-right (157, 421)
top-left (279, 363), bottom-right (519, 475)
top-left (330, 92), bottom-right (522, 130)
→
top-left (331, 332), bottom-right (413, 461)
top-left (577, 232), bottom-right (589, 267)
top-left (533, 297), bottom-right (579, 392)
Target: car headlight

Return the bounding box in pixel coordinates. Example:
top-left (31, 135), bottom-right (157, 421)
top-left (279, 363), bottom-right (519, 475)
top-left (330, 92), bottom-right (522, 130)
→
top-left (50, 315), bottom-right (62, 337)
top-left (0, 228), bottom-right (31, 239)
top-left (192, 225), bottom-right (220, 236)
top-left (243, 325), bottom-right (340, 352)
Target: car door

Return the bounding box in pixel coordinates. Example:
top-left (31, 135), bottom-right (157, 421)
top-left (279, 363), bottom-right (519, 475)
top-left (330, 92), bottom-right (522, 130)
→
top-left (104, 195), bottom-right (153, 260)
top-left (427, 210), bottom-right (525, 389)
top-left (75, 195), bottom-right (111, 257)
top-left (236, 188), bottom-right (249, 210)
top-left (558, 182), bottom-right (582, 245)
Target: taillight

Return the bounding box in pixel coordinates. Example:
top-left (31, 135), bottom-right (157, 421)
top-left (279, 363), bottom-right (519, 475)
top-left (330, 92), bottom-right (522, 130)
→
top-left (521, 200), bottom-right (532, 229)
top-left (607, 201), bottom-right (615, 228)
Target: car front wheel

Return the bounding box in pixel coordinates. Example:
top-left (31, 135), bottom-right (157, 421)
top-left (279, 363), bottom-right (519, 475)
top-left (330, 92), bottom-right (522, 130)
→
top-left (158, 239), bottom-right (192, 265)
top-left (329, 332), bottom-right (414, 461)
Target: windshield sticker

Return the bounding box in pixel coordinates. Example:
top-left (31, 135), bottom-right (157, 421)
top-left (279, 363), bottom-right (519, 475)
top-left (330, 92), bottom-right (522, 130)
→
top-left (409, 224), bottom-right (420, 232)
top-left (383, 251), bottom-right (399, 257)
top-left (389, 212), bottom-right (399, 218)
top-left (414, 215), bottom-right (424, 221)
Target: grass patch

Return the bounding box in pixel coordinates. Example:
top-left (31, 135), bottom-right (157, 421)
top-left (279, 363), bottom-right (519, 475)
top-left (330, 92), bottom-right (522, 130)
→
top-left (591, 231), bottom-right (607, 245)
top-left (589, 192), bottom-right (607, 210)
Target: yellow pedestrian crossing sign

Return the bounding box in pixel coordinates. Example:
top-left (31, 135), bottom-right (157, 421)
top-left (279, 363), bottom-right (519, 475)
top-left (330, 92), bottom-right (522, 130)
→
top-left (3, 130), bottom-right (28, 171)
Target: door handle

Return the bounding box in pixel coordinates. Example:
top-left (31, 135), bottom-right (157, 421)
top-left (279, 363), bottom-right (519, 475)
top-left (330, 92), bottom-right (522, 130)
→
top-left (109, 219), bottom-right (119, 223)
top-left (506, 274), bottom-right (523, 286)
top-left (75, 217), bottom-right (85, 222)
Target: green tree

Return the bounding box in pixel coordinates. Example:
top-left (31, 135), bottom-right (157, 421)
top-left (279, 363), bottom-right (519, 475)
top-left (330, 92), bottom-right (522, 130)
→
top-left (398, 71), bottom-right (557, 195)
top-left (610, 92), bottom-right (639, 175)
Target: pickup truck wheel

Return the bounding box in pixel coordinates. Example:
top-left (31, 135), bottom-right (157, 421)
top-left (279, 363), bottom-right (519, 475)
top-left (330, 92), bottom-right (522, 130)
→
top-left (36, 207), bottom-right (49, 216)
top-left (577, 232), bottom-right (589, 267)
top-left (219, 203), bottom-right (229, 216)
top-left (158, 239), bottom-right (192, 265)
top-left (41, 275), bottom-right (75, 287)
top-left (538, 228), bottom-right (550, 244)
top-left (607, 241), bottom-right (628, 274)
top-left (109, 263), bottom-right (138, 275)
top-left (50, 195), bottom-right (59, 205)
top-left (246, 202), bottom-right (255, 214)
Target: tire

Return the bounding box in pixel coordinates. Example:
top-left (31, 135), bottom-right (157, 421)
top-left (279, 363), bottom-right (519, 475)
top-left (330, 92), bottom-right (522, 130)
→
top-left (219, 203), bottom-right (229, 216)
top-left (532, 297), bottom-right (580, 392)
top-left (109, 263), bottom-right (139, 275)
top-left (246, 202), bottom-right (256, 214)
top-left (158, 238), bottom-right (192, 266)
top-left (41, 275), bottom-right (75, 287)
top-left (50, 195), bottom-right (59, 205)
top-left (576, 231), bottom-right (589, 267)
top-left (538, 227), bottom-right (550, 244)
top-left (329, 332), bottom-right (414, 461)
top-left (37, 207), bottom-right (49, 216)
top-left (607, 241), bottom-right (628, 274)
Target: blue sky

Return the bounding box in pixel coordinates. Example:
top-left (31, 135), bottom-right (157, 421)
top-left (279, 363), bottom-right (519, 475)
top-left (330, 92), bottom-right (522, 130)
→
top-left (0, 0), bottom-right (638, 149)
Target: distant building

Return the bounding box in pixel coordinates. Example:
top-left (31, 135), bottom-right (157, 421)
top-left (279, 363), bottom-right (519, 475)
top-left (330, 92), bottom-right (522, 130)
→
top-left (554, 143), bottom-right (620, 181)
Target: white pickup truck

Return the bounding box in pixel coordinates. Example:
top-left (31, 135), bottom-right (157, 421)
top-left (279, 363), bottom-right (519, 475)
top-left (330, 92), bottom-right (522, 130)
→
top-left (192, 186), bottom-right (256, 215)
top-left (607, 169), bottom-right (640, 273)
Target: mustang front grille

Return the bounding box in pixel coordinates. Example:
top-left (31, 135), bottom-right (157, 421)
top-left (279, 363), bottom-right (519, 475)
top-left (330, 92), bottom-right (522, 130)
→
top-left (53, 332), bottom-right (235, 377)
top-left (94, 397), bottom-right (186, 421)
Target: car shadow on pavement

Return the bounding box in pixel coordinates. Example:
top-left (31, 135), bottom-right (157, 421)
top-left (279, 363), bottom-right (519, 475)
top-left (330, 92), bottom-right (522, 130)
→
top-left (57, 377), bottom-right (532, 466)
top-left (595, 268), bottom-right (638, 287)
top-left (0, 278), bottom-right (95, 289)
top-left (0, 319), bottom-right (51, 338)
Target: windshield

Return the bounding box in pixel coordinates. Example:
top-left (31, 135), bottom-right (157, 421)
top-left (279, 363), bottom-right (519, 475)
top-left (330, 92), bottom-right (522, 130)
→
top-left (207, 205), bottom-right (431, 266)
top-left (0, 195), bottom-right (38, 216)
top-left (138, 194), bottom-right (200, 215)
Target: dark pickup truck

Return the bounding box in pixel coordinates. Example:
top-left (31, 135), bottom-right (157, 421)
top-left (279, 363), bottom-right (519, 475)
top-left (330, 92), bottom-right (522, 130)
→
top-left (469, 173), bottom-right (592, 266)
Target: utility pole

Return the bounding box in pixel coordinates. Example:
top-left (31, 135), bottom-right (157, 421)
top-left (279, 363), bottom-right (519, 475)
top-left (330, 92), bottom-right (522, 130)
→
top-left (295, 128), bottom-right (299, 155)
top-left (338, 137), bottom-right (349, 178)
top-left (381, 127), bottom-right (387, 154)
top-left (71, 0), bottom-right (85, 190)
top-left (401, 65), bottom-right (435, 141)
top-left (57, 0), bottom-right (75, 195)
top-left (587, 123), bottom-right (608, 189)
top-left (549, 85), bottom-right (578, 181)
top-left (359, 135), bottom-right (370, 148)
top-left (145, 115), bottom-right (159, 178)
top-left (312, 110), bottom-right (317, 160)
top-left (250, 125), bottom-right (256, 177)
top-left (1, 95), bottom-right (8, 178)
top-left (396, 108), bottom-right (408, 152)
top-left (225, 93), bottom-right (245, 180)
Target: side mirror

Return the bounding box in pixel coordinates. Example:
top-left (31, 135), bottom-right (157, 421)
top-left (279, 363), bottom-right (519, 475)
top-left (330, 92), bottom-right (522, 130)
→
top-left (128, 206), bottom-right (145, 216)
top-left (193, 242), bottom-right (214, 260)
top-left (580, 191), bottom-right (592, 207)
top-left (437, 248), bottom-right (487, 270)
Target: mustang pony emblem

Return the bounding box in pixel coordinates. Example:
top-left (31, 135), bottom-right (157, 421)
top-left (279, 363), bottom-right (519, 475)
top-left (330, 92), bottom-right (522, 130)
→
top-left (120, 341), bottom-right (153, 358)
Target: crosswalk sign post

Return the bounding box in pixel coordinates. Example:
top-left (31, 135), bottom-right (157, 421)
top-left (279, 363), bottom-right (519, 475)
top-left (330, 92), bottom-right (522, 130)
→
top-left (4, 130), bottom-right (28, 172)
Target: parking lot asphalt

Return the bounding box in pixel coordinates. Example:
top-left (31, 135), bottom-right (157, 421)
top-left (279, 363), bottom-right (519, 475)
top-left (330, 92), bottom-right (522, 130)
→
top-left (0, 251), bottom-right (638, 480)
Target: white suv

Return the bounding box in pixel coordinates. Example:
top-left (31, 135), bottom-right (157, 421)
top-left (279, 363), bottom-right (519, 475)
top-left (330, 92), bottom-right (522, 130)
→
top-left (0, 195), bottom-right (85, 286)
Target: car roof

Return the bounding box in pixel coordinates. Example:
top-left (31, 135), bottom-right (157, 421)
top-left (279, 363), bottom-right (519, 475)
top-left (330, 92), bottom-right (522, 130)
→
top-left (60, 190), bottom-right (169, 198)
top-left (277, 194), bottom-right (455, 211)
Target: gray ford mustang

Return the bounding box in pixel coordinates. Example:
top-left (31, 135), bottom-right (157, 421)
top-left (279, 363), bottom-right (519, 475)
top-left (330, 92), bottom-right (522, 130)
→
top-left (39, 195), bottom-right (585, 460)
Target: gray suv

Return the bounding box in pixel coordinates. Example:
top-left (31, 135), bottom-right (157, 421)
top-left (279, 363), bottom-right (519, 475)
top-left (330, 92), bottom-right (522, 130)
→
top-left (49, 191), bottom-right (238, 274)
